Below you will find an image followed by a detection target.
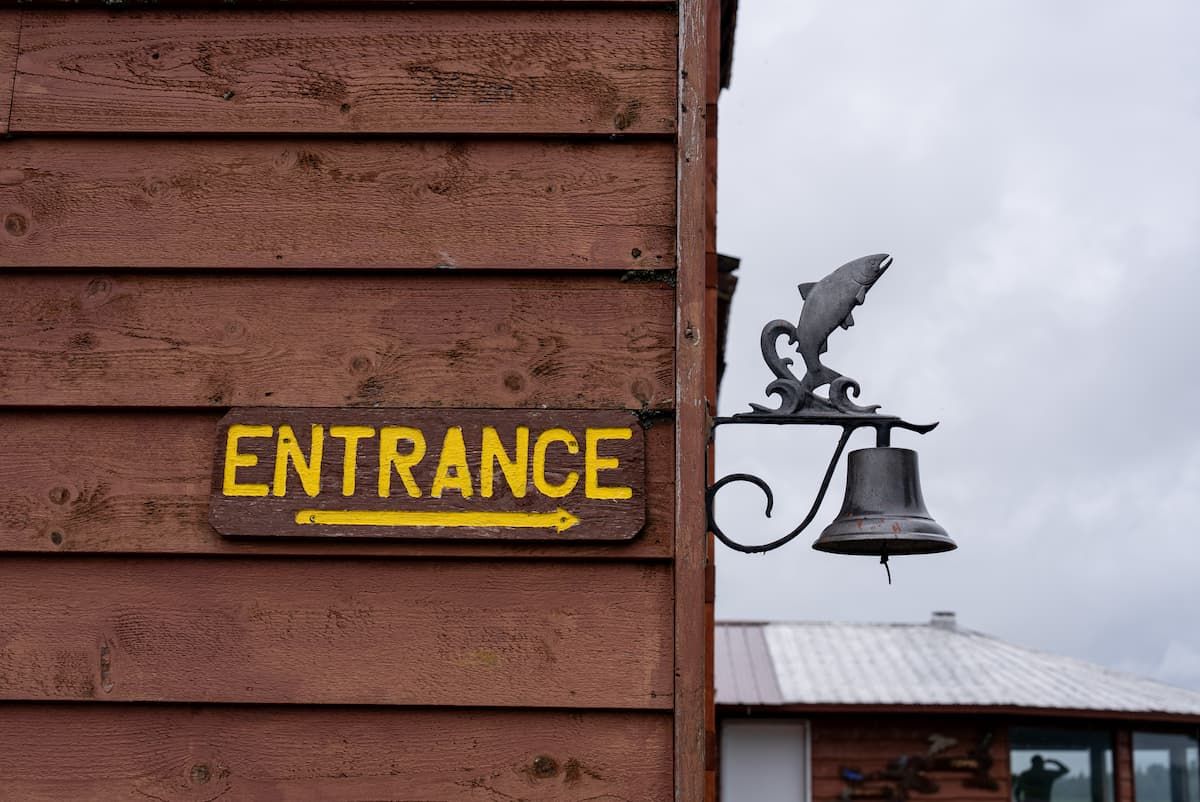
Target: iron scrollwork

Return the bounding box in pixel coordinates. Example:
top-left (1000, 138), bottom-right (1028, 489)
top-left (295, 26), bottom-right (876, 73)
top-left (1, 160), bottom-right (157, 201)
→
top-left (707, 254), bottom-right (936, 554)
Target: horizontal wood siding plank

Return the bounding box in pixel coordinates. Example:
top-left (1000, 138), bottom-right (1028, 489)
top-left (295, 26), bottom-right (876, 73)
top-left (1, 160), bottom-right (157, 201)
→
top-left (0, 556), bottom-right (673, 708)
top-left (14, 0), bottom-right (668, 6)
top-left (12, 9), bottom-right (676, 135)
top-left (0, 410), bottom-right (674, 557)
top-left (0, 272), bottom-right (674, 408)
top-left (0, 138), bottom-right (674, 268)
top-left (0, 10), bottom-right (17, 135)
top-left (0, 704), bottom-right (672, 801)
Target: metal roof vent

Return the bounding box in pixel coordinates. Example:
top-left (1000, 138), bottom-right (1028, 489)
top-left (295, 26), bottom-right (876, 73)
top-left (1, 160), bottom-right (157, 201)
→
top-left (930, 611), bottom-right (957, 630)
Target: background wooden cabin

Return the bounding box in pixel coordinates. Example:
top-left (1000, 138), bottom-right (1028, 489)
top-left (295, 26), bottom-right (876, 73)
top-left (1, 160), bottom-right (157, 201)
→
top-left (0, 1), bottom-right (733, 798)
top-left (721, 710), bottom-right (1200, 802)
top-left (716, 619), bottom-right (1200, 802)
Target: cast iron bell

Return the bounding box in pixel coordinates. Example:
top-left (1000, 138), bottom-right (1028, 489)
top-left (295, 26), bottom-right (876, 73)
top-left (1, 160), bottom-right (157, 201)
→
top-left (812, 447), bottom-right (956, 556)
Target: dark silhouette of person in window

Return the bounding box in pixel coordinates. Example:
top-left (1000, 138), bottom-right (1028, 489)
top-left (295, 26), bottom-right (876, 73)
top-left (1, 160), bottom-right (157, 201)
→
top-left (1015, 755), bottom-right (1070, 802)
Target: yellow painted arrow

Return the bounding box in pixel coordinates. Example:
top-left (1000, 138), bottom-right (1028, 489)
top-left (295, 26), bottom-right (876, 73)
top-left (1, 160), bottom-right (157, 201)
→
top-left (294, 507), bottom-right (581, 533)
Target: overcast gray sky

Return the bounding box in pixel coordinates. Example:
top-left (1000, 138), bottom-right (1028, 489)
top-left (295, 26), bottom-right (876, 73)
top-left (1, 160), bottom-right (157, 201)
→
top-left (714, 1), bottom-right (1200, 691)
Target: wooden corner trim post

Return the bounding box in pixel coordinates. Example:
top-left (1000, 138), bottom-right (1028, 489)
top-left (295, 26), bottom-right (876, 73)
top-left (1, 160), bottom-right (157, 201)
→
top-left (676, 0), bottom-right (711, 799)
top-left (1, 8), bottom-right (22, 135)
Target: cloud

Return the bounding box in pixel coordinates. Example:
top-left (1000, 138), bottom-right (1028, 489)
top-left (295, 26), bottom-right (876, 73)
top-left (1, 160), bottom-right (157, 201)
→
top-left (716, 0), bottom-right (1200, 690)
top-left (1154, 641), bottom-right (1200, 690)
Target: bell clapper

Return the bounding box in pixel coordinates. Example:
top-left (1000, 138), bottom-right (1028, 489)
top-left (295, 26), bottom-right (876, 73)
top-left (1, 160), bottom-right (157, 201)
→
top-left (881, 552), bottom-right (892, 585)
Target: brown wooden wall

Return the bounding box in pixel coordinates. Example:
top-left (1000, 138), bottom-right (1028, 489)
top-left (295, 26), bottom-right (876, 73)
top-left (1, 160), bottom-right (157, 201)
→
top-left (0, 3), bottom-right (712, 799)
top-left (808, 715), bottom-right (1012, 802)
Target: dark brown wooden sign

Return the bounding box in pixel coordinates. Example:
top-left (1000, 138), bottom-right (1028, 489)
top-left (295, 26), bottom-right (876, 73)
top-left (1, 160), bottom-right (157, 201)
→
top-left (210, 408), bottom-right (646, 541)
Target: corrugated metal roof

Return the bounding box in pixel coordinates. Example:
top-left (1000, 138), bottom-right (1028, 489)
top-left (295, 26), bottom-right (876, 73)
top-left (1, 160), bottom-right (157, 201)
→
top-left (715, 618), bottom-right (783, 706)
top-left (716, 618), bottom-right (1200, 717)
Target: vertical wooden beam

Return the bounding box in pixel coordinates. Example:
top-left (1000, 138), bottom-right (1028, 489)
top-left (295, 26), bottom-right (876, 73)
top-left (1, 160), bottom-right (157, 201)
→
top-left (1114, 729), bottom-right (1134, 802)
top-left (703, 1), bottom-right (722, 801)
top-left (995, 723), bottom-right (1013, 802)
top-left (0, 9), bottom-right (20, 135)
top-left (676, 0), bottom-right (710, 799)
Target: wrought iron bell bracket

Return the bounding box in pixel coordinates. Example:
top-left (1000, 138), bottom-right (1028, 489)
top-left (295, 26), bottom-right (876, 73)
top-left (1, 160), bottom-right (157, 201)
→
top-left (703, 253), bottom-right (955, 574)
top-left (704, 413), bottom-right (937, 555)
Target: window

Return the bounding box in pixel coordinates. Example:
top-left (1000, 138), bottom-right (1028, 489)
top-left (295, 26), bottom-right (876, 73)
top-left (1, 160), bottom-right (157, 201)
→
top-left (1134, 732), bottom-right (1199, 802)
top-left (1010, 727), bottom-right (1114, 802)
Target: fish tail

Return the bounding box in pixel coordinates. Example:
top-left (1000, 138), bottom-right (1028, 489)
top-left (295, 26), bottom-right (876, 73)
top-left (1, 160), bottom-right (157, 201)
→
top-left (804, 365), bottom-right (843, 390)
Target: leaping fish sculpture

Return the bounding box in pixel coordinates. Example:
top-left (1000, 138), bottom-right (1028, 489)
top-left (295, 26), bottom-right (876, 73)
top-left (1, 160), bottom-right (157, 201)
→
top-left (750, 253), bottom-right (892, 415)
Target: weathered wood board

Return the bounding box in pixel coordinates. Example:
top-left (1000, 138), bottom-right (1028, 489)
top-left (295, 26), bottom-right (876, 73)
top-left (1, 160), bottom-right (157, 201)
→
top-left (0, 11), bottom-right (18, 135)
top-left (0, 410), bottom-right (676, 558)
top-left (676, 2), bottom-right (712, 797)
top-left (0, 138), bottom-right (675, 268)
top-left (8, 0), bottom-right (666, 6)
top-left (0, 556), bottom-right (673, 708)
top-left (0, 272), bottom-right (674, 409)
top-left (211, 408), bottom-right (646, 540)
top-left (0, 705), bottom-right (672, 802)
top-left (11, 9), bottom-right (676, 135)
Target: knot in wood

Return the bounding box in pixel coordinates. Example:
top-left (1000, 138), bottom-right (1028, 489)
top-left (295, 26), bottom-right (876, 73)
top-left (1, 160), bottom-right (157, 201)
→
top-left (5, 213), bottom-right (28, 237)
top-left (531, 755), bottom-right (559, 778)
